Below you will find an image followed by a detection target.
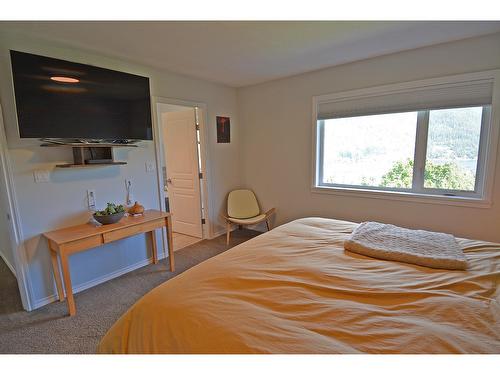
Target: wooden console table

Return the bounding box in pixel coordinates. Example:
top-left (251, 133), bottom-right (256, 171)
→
top-left (43, 209), bottom-right (173, 316)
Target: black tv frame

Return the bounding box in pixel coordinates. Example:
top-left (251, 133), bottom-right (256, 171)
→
top-left (10, 50), bottom-right (153, 141)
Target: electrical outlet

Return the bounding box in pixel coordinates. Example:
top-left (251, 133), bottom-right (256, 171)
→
top-left (87, 189), bottom-right (96, 210)
top-left (33, 170), bottom-right (50, 183)
top-left (145, 161), bottom-right (155, 173)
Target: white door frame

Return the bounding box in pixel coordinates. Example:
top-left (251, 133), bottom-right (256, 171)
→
top-left (152, 96), bottom-right (214, 246)
top-left (0, 104), bottom-right (33, 311)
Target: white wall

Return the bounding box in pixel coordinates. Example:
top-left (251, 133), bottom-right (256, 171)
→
top-left (238, 33), bottom-right (500, 242)
top-left (0, 31), bottom-right (241, 309)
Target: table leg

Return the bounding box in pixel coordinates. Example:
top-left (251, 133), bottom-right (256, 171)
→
top-left (59, 251), bottom-right (76, 316)
top-left (166, 217), bottom-right (175, 272)
top-left (150, 230), bottom-right (158, 264)
top-left (49, 246), bottom-right (65, 302)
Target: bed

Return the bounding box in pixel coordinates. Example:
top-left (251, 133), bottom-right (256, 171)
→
top-left (98, 218), bottom-right (500, 353)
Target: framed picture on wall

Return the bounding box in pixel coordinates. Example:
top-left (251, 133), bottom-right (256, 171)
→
top-left (216, 116), bottom-right (230, 143)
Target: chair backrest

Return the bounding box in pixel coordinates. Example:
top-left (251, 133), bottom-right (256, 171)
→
top-left (227, 189), bottom-right (260, 219)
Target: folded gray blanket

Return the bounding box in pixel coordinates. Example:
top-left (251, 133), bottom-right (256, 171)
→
top-left (344, 221), bottom-right (467, 270)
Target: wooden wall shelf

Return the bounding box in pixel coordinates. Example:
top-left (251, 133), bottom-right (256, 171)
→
top-left (41, 142), bottom-right (137, 168)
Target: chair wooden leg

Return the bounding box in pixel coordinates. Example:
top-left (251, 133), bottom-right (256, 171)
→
top-left (266, 218), bottom-right (271, 231)
top-left (226, 221), bottom-right (231, 245)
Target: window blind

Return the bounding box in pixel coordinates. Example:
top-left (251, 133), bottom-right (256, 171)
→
top-left (317, 79), bottom-right (493, 120)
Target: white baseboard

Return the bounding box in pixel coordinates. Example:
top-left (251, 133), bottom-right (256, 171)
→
top-left (211, 225), bottom-right (265, 239)
top-left (0, 251), bottom-right (16, 278)
top-left (211, 228), bottom-right (227, 238)
top-left (211, 224), bottom-right (239, 239)
top-left (32, 253), bottom-right (168, 310)
top-left (246, 225), bottom-right (266, 233)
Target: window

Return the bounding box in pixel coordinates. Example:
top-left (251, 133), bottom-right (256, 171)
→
top-left (424, 107), bottom-right (483, 191)
top-left (313, 72), bottom-right (498, 204)
top-left (320, 111), bottom-right (418, 188)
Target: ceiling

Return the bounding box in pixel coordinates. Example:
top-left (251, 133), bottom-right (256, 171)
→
top-left (1, 21), bottom-right (500, 87)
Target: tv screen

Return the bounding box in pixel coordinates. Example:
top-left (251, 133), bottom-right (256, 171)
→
top-left (10, 50), bottom-right (153, 140)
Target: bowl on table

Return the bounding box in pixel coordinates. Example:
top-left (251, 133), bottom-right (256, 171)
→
top-left (93, 211), bottom-right (125, 225)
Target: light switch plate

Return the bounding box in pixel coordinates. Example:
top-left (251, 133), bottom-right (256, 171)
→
top-left (33, 170), bottom-right (50, 183)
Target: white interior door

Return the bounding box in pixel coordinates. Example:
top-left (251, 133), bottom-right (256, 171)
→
top-left (162, 109), bottom-right (203, 238)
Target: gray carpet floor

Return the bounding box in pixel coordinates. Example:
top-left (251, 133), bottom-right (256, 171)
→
top-left (0, 229), bottom-right (259, 354)
top-left (0, 257), bottom-right (23, 315)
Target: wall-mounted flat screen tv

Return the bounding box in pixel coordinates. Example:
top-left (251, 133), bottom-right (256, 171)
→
top-left (10, 50), bottom-right (153, 140)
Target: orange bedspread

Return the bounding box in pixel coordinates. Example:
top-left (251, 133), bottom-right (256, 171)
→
top-left (98, 218), bottom-right (500, 353)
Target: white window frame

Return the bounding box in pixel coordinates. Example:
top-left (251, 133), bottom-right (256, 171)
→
top-left (311, 71), bottom-right (500, 208)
